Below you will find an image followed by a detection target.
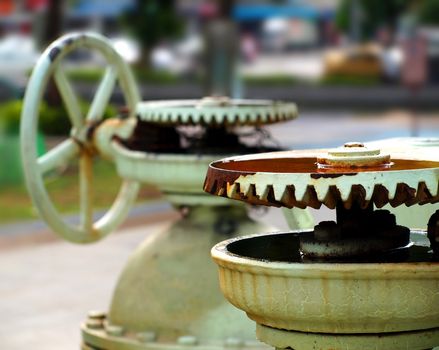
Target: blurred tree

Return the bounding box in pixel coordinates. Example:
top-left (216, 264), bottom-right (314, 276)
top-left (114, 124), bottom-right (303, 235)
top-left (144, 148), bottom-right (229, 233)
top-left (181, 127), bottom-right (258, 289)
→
top-left (40, 0), bottom-right (64, 107)
top-left (121, 0), bottom-right (183, 68)
top-left (335, 0), bottom-right (410, 41)
top-left (418, 0), bottom-right (439, 25)
top-left (43, 0), bottom-right (63, 46)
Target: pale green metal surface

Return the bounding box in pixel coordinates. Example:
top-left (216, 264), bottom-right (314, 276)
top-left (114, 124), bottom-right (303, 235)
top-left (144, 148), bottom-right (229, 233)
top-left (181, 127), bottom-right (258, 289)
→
top-left (367, 137), bottom-right (439, 230)
top-left (20, 32), bottom-right (140, 243)
top-left (257, 324), bottom-right (439, 350)
top-left (112, 141), bottom-right (239, 207)
top-left (83, 205), bottom-right (275, 350)
top-left (212, 230), bottom-right (439, 334)
top-left (136, 97), bottom-right (298, 126)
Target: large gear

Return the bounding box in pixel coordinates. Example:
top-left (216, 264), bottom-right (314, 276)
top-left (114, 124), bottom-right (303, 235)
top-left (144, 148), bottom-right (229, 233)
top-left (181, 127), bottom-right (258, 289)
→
top-left (204, 143), bottom-right (439, 210)
top-left (136, 96), bottom-right (298, 126)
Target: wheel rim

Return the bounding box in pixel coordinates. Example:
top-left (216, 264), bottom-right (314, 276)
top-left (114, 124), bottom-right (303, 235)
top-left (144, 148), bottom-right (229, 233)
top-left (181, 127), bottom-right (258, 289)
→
top-left (20, 32), bottom-right (140, 243)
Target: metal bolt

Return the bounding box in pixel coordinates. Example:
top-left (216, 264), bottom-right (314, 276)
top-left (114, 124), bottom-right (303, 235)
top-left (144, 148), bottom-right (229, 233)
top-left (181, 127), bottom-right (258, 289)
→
top-left (177, 335), bottom-right (198, 346)
top-left (87, 310), bottom-right (106, 320)
top-left (86, 319), bottom-right (103, 329)
top-left (224, 337), bottom-right (244, 347)
top-left (105, 324), bottom-right (124, 337)
top-left (136, 331), bottom-right (157, 343)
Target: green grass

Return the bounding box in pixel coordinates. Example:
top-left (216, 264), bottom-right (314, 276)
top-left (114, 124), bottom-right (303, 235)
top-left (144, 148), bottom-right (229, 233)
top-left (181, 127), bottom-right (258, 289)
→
top-left (319, 74), bottom-right (380, 87)
top-left (243, 74), bottom-right (300, 86)
top-left (0, 158), bottom-right (161, 224)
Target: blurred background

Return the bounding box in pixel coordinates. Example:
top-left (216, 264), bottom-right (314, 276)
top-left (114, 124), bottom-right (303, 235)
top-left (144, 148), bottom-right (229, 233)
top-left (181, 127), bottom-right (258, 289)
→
top-left (0, 1), bottom-right (439, 349)
top-left (0, 0), bottom-right (438, 241)
top-left (0, 1), bottom-right (439, 245)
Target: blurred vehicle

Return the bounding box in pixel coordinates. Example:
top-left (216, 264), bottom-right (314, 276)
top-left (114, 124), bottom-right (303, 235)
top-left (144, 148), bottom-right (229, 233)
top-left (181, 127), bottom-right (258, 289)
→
top-left (0, 34), bottom-right (38, 70)
top-left (151, 34), bottom-right (202, 74)
top-left (323, 44), bottom-right (383, 78)
top-left (110, 36), bottom-right (140, 63)
top-left (0, 34), bottom-right (39, 86)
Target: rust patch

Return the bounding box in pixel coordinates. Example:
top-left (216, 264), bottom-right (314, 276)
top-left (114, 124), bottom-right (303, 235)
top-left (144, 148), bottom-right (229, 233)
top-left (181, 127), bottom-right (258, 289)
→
top-left (203, 162), bottom-right (255, 196)
top-left (48, 46), bottom-right (61, 61)
top-left (310, 172), bottom-right (357, 179)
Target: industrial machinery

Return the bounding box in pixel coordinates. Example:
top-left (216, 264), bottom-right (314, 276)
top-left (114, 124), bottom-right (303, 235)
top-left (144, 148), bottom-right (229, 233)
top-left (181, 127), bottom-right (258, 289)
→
top-left (206, 142), bottom-right (439, 350)
top-left (20, 32), bottom-right (310, 349)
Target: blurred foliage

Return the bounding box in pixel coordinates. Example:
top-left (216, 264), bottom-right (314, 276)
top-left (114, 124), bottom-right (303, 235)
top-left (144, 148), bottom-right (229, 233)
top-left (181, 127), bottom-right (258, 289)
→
top-left (243, 75), bottom-right (300, 85)
top-left (418, 0), bottom-right (439, 25)
top-left (336, 0), bottom-right (410, 40)
top-left (120, 0), bottom-right (183, 67)
top-left (320, 74), bottom-right (380, 86)
top-left (0, 99), bottom-right (115, 136)
top-left (0, 158), bottom-right (161, 223)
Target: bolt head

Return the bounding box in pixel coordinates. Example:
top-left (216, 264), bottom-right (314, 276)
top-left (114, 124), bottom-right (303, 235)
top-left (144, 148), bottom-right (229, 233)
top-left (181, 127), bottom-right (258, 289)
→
top-left (86, 319), bottom-right (103, 329)
top-left (105, 324), bottom-right (124, 337)
top-left (87, 310), bottom-right (106, 320)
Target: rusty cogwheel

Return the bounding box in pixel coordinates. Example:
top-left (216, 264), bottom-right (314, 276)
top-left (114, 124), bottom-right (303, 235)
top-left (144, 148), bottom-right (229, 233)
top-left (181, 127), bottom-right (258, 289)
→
top-left (136, 96), bottom-right (298, 126)
top-left (204, 143), bottom-right (439, 209)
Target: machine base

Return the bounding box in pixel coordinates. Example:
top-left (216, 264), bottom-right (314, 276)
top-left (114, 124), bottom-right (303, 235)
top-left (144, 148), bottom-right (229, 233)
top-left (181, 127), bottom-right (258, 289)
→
top-left (257, 323), bottom-right (439, 350)
top-left (82, 320), bottom-right (265, 350)
top-left (81, 205), bottom-right (281, 350)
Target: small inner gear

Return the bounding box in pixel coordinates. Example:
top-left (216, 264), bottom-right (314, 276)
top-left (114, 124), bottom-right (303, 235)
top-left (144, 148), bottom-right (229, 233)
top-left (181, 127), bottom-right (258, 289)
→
top-left (300, 205), bottom-right (411, 259)
top-left (317, 142), bottom-right (391, 169)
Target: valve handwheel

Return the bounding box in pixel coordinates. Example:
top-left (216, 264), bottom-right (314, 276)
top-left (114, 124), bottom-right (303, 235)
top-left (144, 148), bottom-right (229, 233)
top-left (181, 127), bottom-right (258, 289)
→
top-left (20, 33), bottom-right (140, 243)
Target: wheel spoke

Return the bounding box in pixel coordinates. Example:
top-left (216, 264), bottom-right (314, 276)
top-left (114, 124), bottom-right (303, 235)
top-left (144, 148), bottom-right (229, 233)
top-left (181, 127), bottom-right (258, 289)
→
top-left (86, 66), bottom-right (117, 122)
top-left (53, 68), bottom-right (83, 129)
top-left (37, 139), bottom-right (80, 175)
top-left (79, 153), bottom-right (94, 232)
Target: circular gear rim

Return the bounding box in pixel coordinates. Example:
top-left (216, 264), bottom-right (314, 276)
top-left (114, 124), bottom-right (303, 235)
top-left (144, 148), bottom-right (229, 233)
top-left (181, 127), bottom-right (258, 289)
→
top-left (204, 149), bottom-right (439, 210)
top-left (136, 98), bottom-right (298, 126)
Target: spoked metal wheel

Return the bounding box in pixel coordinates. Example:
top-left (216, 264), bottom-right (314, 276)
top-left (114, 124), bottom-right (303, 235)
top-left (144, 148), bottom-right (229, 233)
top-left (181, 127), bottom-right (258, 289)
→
top-left (20, 32), bottom-right (140, 243)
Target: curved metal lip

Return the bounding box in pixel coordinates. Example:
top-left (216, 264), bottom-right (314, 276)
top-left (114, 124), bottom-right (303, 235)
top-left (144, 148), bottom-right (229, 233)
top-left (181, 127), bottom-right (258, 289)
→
top-left (135, 99), bottom-right (298, 126)
top-left (112, 140), bottom-right (225, 162)
top-left (211, 231), bottom-right (439, 278)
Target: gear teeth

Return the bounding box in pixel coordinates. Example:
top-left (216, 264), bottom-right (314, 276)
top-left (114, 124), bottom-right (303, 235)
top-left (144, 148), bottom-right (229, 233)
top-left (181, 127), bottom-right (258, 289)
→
top-left (385, 182), bottom-right (398, 201)
top-left (426, 179), bottom-right (439, 197)
top-left (294, 184), bottom-right (308, 202)
top-left (137, 100), bottom-right (298, 126)
top-left (255, 183), bottom-right (269, 201)
top-left (273, 184), bottom-right (285, 202)
top-left (363, 184), bottom-right (374, 201)
top-left (227, 183), bottom-right (239, 198)
top-left (315, 183), bottom-right (329, 202)
top-left (240, 182), bottom-right (252, 198)
top-left (371, 184), bottom-right (389, 208)
top-left (339, 185), bottom-right (351, 202)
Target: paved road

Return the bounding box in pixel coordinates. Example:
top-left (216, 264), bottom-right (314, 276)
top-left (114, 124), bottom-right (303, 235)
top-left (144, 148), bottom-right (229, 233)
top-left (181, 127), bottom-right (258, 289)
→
top-left (0, 220), bottom-right (173, 350)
